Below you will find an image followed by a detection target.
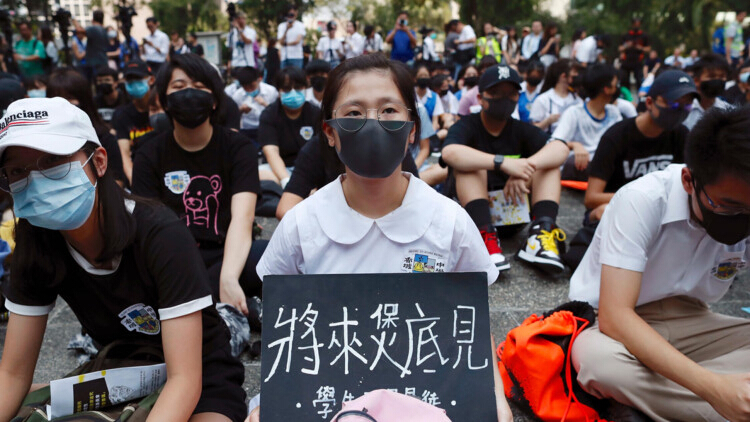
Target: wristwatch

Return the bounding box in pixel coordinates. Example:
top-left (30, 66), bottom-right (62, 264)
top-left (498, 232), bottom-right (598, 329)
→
top-left (493, 154), bottom-right (504, 172)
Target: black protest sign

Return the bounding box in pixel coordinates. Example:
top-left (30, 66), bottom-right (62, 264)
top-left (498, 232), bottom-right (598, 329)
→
top-left (260, 272), bottom-right (495, 421)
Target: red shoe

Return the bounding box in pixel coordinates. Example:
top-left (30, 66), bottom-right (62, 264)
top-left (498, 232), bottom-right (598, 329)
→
top-left (480, 228), bottom-right (510, 271)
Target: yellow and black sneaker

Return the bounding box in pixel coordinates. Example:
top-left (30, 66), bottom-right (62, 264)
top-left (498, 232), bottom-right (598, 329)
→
top-left (517, 218), bottom-right (566, 274)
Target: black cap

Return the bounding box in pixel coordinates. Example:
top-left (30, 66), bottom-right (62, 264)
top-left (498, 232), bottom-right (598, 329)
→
top-left (478, 64), bottom-right (523, 92)
top-left (123, 60), bottom-right (152, 78)
top-left (647, 70), bottom-right (699, 102)
top-left (0, 79), bottom-right (26, 113)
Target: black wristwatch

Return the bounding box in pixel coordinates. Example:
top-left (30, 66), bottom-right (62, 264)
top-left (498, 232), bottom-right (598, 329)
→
top-left (493, 154), bottom-right (504, 172)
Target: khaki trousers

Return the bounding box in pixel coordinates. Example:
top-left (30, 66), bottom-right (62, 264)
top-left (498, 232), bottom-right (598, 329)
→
top-left (572, 296), bottom-right (750, 422)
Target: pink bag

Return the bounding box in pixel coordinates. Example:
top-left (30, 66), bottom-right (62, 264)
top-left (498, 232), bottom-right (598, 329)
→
top-left (329, 389), bottom-right (452, 422)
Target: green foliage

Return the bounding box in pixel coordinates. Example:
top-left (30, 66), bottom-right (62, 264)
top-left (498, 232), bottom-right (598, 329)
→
top-left (344, 0), bottom-right (453, 38)
top-left (238, 0), bottom-right (315, 42)
top-left (459, 0), bottom-right (543, 31)
top-left (148, 0), bottom-right (223, 36)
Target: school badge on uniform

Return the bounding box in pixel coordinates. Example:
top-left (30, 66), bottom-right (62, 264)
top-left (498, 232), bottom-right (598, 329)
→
top-left (164, 170), bottom-right (191, 194)
top-left (711, 257), bottom-right (747, 281)
top-left (299, 126), bottom-right (314, 141)
top-left (119, 303), bottom-right (161, 335)
top-left (401, 249), bottom-right (446, 273)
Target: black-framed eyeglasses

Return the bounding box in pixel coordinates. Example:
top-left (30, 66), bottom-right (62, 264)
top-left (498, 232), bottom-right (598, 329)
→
top-left (693, 178), bottom-right (750, 216)
top-left (0, 152), bottom-right (93, 193)
top-left (329, 102), bottom-right (412, 133)
top-left (333, 410), bottom-right (378, 422)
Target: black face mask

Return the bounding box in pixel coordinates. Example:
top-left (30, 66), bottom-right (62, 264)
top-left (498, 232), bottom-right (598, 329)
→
top-left (327, 118), bottom-right (414, 178)
top-left (416, 78), bottom-right (430, 89)
top-left (149, 112), bottom-right (173, 132)
top-left (692, 185), bottom-right (750, 245)
top-left (166, 88), bottom-right (214, 129)
top-left (699, 79), bottom-right (725, 99)
top-left (439, 89), bottom-right (449, 96)
top-left (483, 97), bottom-right (516, 121)
top-left (526, 77), bottom-right (542, 87)
top-left (570, 74), bottom-right (584, 89)
top-left (650, 104), bottom-right (689, 131)
top-left (96, 83), bottom-right (114, 96)
top-left (464, 76), bottom-right (478, 88)
top-left (310, 76), bottom-right (326, 93)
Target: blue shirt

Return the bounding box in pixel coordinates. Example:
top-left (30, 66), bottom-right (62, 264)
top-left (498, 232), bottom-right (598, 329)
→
top-left (388, 29), bottom-right (415, 62)
top-left (518, 91), bottom-right (538, 123)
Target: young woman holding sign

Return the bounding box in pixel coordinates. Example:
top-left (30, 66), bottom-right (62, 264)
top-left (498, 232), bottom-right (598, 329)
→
top-left (0, 98), bottom-right (246, 422)
top-left (254, 53), bottom-right (512, 421)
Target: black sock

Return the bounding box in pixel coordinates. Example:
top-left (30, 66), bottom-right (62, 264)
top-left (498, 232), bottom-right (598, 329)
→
top-left (531, 200), bottom-right (559, 222)
top-left (465, 199), bottom-right (493, 229)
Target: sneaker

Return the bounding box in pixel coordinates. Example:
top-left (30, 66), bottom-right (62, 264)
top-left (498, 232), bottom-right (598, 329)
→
top-left (517, 220), bottom-right (566, 274)
top-left (480, 227), bottom-right (510, 271)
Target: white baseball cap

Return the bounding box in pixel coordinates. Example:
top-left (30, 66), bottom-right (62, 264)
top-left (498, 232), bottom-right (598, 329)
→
top-left (0, 97), bottom-right (100, 159)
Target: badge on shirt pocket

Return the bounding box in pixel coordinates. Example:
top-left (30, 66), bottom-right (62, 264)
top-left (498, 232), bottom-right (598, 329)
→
top-left (710, 252), bottom-right (747, 282)
top-left (299, 126), bottom-right (314, 141)
top-left (164, 170), bottom-right (191, 194)
top-left (401, 249), bottom-right (447, 273)
top-left (119, 303), bottom-right (161, 335)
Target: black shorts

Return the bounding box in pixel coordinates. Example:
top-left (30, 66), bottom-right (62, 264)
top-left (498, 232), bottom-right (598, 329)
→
top-left (194, 345), bottom-right (247, 421)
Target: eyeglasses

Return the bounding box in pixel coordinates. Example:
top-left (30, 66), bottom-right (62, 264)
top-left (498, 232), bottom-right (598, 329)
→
top-left (694, 179), bottom-right (750, 216)
top-left (330, 102), bottom-right (412, 132)
top-left (0, 152), bottom-right (92, 193)
top-left (659, 101), bottom-right (693, 112)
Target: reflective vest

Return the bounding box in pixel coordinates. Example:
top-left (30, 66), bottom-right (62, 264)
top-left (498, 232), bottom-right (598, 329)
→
top-left (476, 37), bottom-right (502, 62)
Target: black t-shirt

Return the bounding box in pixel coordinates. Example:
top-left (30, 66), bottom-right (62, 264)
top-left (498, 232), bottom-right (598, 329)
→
top-left (131, 126), bottom-right (261, 246)
top-left (621, 30), bottom-right (649, 66)
top-left (724, 84), bottom-right (747, 107)
top-left (443, 114), bottom-right (550, 188)
top-left (285, 136), bottom-right (420, 198)
top-left (189, 42), bottom-right (204, 56)
top-left (218, 93), bottom-right (241, 131)
top-left (112, 102), bottom-right (154, 151)
top-left (589, 117), bottom-right (687, 193)
top-left (258, 100), bottom-right (321, 167)
top-left (2, 202), bottom-right (230, 354)
top-left (85, 25), bottom-right (109, 67)
top-left (644, 57), bottom-right (661, 73)
top-left (95, 88), bottom-right (130, 123)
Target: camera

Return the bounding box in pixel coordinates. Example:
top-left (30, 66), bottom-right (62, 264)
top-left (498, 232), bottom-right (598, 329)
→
top-left (115, 3), bottom-right (137, 32)
top-left (52, 8), bottom-right (71, 28)
top-left (227, 3), bottom-right (237, 22)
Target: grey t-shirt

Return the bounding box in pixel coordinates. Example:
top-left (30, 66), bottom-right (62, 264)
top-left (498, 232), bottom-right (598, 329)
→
top-left (85, 24), bottom-right (108, 66)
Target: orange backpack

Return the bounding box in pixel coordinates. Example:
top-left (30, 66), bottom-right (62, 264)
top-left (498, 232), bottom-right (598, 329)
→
top-left (497, 301), bottom-right (610, 422)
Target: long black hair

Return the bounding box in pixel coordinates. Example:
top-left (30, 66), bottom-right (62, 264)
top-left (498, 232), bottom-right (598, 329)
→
top-left (11, 142), bottom-right (139, 294)
top-left (540, 59), bottom-right (574, 94)
top-left (319, 53), bottom-right (421, 180)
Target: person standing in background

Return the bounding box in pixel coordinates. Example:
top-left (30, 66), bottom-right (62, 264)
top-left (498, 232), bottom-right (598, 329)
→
top-left (476, 23), bottom-right (502, 64)
top-left (343, 21), bottom-right (364, 59)
top-left (187, 33), bottom-right (204, 57)
top-left (73, 10), bottom-right (107, 81)
top-left (619, 17), bottom-right (650, 90)
top-left (385, 10), bottom-right (417, 64)
top-left (363, 25), bottom-right (383, 54)
top-left (227, 11), bottom-right (257, 72)
top-left (278, 3), bottom-right (306, 69)
top-left (725, 9), bottom-right (746, 68)
top-left (13, 21), bottom-right (46, 78)
top-left (38, 26), bottom-right (58, 72)
top-left (501, 26), bottom-right (519, 66)
top-left (141, 17), bottom-right (169, 74)
top-left (520, 20), bottom-right (543, 64)
top-left (316, 21), bottom-right (344, 68)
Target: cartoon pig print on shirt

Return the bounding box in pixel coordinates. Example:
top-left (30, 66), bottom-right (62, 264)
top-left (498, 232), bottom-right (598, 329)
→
top-left (183, 175), bottom-right (222, 235)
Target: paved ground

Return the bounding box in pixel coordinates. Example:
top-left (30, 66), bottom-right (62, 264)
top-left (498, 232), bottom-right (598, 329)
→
top-left (1, 187), bottom-right (748, 421)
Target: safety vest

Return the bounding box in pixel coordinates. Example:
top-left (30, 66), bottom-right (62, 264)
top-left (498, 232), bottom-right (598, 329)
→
top-left (476, 37), bottom-right (502, 62)
top-left (725, 21), bottom-right (744, 58)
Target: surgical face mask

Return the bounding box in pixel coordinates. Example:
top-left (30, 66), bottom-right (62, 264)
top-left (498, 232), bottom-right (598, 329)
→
top-left (27, 89), bottom-right (46, 98)
top-left (246, 87), bottom-right (260, 97)
top-left (740, 72), bottom-right (750, 84)
top-left (416, 78), bottom-right (430, 89)
top-left (125, 79), bottom-right (149, 99)
top-left (650, 103), bottom-right (690, 131)
top-left (280, 89), bottom-right (305, 109)
top-left (166, 88), bottom-right (214, 129)
top-left (430, 33), bottom-right (437, 39)
top-left (96, 83), bottom-right (114, 96)
top-left (464, 76), bottom-right (478, 88)
top-left (12, 157), bottom-right (97, 231)
top-left (310, 76), bottom-right (327, 93)
top-left (482, 96), bottom-right (516, 121)
top-left (108, 30), bottom-right (117, 38)
top-left (692, 189), bottom-right (750, 245)
top-left (699, 79), bottom-right (725, 99)
top-left (327, 118), bottom-right (414, 178)
top-left (149, 112), bottom-right (173, 132)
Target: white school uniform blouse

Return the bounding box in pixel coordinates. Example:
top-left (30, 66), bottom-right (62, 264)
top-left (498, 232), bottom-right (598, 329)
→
top-left (570, 164), bottom-right (749, 308)
top-left (257, 173), bottom-right (499, 285)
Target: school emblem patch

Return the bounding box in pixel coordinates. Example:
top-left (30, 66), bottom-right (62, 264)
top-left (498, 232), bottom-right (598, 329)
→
top-left (402, 249), bottom-right (447, 273)
top-left (164, 170), bottom-right (191, 194)
top-left (711, 257), bottom-right (746, 281)
top-left (300, 126), bottom-right (314, 141)
top-left (119, 304), bottom-right (161, 335)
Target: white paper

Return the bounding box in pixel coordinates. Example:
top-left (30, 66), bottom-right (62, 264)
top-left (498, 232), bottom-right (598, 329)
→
top-left (49, 363), bottom-right (166, 419)
top-left (489, 189), bottom-right (531, 226)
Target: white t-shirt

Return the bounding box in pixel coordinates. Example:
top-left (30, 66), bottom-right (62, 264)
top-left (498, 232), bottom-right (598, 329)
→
top-left (552, 102), bottom-right (622, 156)
top-left (440, 91), bottom-right (459, 115)
top-left (663, 55), bottom-right (683, 68)
top-left (423, 37), bottom-right (438, 61)
top-left (343, 32), bottom-right (365, 59)
top-left (316, 36), bottom-right (344, 64)
top-left (304, 87), bottom-right (322, 108)
top-left (575, 35), bottom-right (599, 64)
top-left (277, 20), bottom-right (306, 60)
top-left (416, 88), bottom-right (445, 117)
top-left (615, 98), bottom-right (638, 118)
top-left (570, 164), bottom-right (749, 308)
top-left (521, 33), bottom-right (542, 59)
top-left (227, 26), bottom-right (256, 67)
top-left (364, 33), bottom-right (383, 53)
top-left (529, 89), bottom-right (582, 133)
top-left (683, 97), bottom-right (732, 130)
top-left (231, 82), bottom-right (278, 130)
top-left (457, 25), bottom-right (476, 51)
top-left (143, 29), bottom-right (169, 63)
top-left (257, 174), bottom-right (500, 285)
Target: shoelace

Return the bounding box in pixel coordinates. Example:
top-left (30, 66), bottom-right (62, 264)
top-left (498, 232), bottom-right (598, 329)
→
top-left (537, 227), bottom-right (567, 255)
top-left (482, 230), bottom-right (502, 253)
